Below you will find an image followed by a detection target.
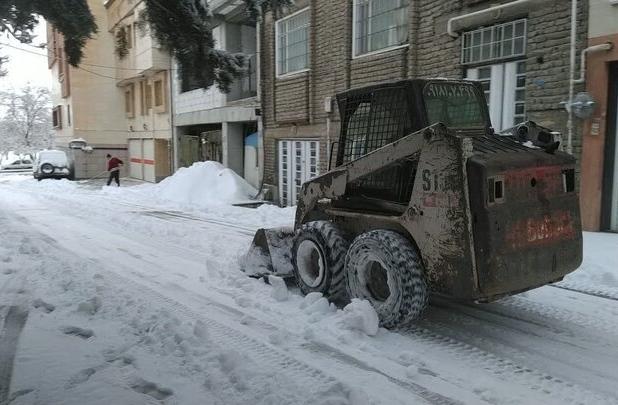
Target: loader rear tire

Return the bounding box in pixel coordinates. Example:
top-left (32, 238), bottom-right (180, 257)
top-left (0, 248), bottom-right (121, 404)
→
top-left (292, 221), bottom-right (349, 305)
top-left (345, 230), bottom-right (428, 329)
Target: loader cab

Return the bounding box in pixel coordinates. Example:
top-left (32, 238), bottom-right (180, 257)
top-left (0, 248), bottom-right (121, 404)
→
top-left (333, 79), bottom-right (491, 212)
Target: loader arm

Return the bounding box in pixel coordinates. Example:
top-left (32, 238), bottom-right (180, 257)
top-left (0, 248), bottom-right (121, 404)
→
top-left (294, 123), bottom-right (448, 227)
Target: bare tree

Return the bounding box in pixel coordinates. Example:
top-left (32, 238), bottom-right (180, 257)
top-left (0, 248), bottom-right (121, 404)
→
top-left (0, 85), bottom-right (53, 153)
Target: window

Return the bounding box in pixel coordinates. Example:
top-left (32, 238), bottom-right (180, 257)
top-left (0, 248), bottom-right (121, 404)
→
top-left (513, 61), bottom-right (526, 124)
top-left (276, 9), bottom-right (310, 76)
top-left (353, 0), bottom-right (409, 57)
top-left (126, 24), bottom-right (133, 50)
top-left (462, 19), bottom-right (527, 65)
top-left (423, 82), bottom-right (487, 128)
top-left (67, 105), bottom-right (71, 127)
top-left (466, 61), bottom-right (527, 131)
top-left (152, 75), bottom-right (167, 113)
top-left (154, 79), bottom-right (164, 107)
top-left (145, 83), bottom-right (153, 111)
top-left (125, 84), bottom-right (135, 118)
top-left (52, 106), bottom-right (62, 129)
top-left (139, 80), bottom-right (148, 115)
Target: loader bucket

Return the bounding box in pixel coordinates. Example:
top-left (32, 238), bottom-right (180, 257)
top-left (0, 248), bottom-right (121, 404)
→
top-left (240, 227), bottom-right (295, 278)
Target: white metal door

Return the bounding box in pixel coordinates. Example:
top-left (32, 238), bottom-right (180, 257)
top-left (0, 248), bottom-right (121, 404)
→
top-left (128, 139), bottom-right (143, 180)
top-left (278, 140), bottom-right (319, 206)
top-left (467, 61), bottom-right (526, 131)
top-left (143, 139), bottom-right (155, 183)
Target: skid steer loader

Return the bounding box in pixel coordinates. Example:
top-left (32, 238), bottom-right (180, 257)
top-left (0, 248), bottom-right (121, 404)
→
top-left (242, 79), bottom-right (582, 328)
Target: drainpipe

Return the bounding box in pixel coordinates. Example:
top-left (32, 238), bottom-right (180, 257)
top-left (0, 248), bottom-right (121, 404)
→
top-left (567, 0), bottom-right (577, 155)
top-left (255, 20), bottom-right (265, 198)
top-left (447, 0), bottom-right (543, 38)
top-left (169, 62), bottom-right (179, 173)
top-left (573, 42), bottom-right (614, 84)
top-left (326, 115), bottom-right (331, 168)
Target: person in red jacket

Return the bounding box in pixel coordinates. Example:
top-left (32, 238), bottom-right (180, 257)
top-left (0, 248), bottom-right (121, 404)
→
top-left (106, 154), bottom-right (123, 186)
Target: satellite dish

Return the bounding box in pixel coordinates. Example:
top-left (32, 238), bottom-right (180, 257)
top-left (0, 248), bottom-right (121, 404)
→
top-left (571, 92), bottom-right (596, 119)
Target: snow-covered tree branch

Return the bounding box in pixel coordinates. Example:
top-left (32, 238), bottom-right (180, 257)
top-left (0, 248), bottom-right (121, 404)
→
top-left (0, 85), bottom-right (53, 153)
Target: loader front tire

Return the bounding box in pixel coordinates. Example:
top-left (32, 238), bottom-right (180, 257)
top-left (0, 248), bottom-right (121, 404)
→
top-left (345, 230), bottom-right (428, 328)
top-left (292, 221), bottom-right (349, 304)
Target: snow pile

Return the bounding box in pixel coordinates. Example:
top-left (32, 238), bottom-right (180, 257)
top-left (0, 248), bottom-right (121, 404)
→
top-left (300, 293), bottom-right (336, 317)
top-left (268, 275), bottom-right (289, 301)
top-left (340, 299), bottom-right (379, 336)
top-left (298, 294), bottom-right (379, 336)
top-left (154, 161), bottom-right (257, 207)
top-left (31, 178), bottom-right (80, 194)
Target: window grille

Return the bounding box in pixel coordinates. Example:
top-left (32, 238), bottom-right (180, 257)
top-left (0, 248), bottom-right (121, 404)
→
top-left (462, 19), bottom-right (526, 65)
top-left (276, 9), bottom-right (310, 76)
top-left (513, 61), bottom-right (526, 125)
top-left (338, 87), bottom-right (414, 204)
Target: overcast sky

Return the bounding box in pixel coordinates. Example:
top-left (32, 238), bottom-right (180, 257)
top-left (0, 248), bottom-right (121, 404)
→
top-left (0, 21), bottom-right (52, 91)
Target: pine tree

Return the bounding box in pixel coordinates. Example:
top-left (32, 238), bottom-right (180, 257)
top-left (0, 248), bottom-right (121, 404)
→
top-left (0, 0), bottom-right (290, 91)
top-left (0, 0), bottom-right (97, 68)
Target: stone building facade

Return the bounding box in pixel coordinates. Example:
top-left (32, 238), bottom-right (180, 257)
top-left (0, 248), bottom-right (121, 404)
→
top-left (260, 0), bottom-right (588, 206)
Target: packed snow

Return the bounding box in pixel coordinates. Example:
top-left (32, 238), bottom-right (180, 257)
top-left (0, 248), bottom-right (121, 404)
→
top-left (35, 150), bottom-right (69, 166)
top-left (1, 170), bottom-right (618, 405)
top-left (154, 161), bottom-right (258, 207)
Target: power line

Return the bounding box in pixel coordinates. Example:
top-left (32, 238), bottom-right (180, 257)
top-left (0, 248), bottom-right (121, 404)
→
top-left (0, 41), bottom-right (175, 74)
top-left (75, 66), bottom-right (118, 80)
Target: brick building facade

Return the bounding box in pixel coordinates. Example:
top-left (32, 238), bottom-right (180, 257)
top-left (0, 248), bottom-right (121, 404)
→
top-left (580, 0), bottom-right (618, 231)
top-left (259, 0), bottom-right (588, 206)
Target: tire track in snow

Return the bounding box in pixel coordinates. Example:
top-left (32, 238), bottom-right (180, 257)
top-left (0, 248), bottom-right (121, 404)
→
top-left (402, 323), bottom-right (616, 405)
top-left (422, 297), bottom-right (618, 399)
top-left (0, 306), bottom-right (29, 405)
top-left (549, 282), bottom-right (618, 302)
top-left (493, 294), bottom-right (618, 336)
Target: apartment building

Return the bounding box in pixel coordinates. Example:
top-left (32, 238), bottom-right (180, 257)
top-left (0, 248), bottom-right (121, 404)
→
top-left (105, 0), bottom-right (173, 183)
top-left (173, 0), bottom-right (260, 188)
top-left (580, 0), bottom-right (618, 231)
top-left (48, 0), bottom-right (127, 179)
top-left (259, 0), bottom-right (588, 206)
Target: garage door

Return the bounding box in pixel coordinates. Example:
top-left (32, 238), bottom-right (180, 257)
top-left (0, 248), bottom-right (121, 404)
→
top-left (129, 139), bottom-right (143, 180)
top-left (129, 138), bottom-right (156, 182)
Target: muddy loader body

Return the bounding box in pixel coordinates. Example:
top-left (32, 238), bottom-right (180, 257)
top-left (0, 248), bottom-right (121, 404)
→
top-left (243, 79), bottom-right (582, 327)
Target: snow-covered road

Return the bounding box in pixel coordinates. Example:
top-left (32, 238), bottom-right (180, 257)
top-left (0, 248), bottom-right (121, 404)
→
top-left (1, 173), bottom-right (618, 405)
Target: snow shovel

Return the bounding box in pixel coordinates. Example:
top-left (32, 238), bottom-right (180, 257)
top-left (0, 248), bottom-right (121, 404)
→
top-left (240, 227), bottom-right (296, 278)
top-left (79, 170), bottom-right (109, 183)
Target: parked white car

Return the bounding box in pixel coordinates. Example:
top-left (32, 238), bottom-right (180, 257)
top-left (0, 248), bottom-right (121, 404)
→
top-left (33, 150), bottom-right (73, 181)
top-left (0, 158), bottom-right (33, 171)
